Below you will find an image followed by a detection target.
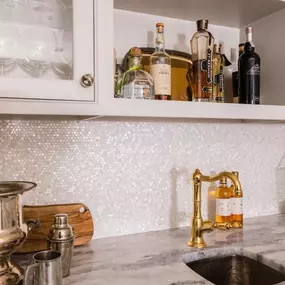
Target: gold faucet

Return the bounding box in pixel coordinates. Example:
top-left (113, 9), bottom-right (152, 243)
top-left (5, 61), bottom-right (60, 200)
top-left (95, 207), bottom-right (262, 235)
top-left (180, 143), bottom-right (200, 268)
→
top-left (187, 169), bottom-right (243, 249)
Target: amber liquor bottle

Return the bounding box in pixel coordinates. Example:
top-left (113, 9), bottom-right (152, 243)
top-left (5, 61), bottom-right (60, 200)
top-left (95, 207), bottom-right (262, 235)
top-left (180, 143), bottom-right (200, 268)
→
top-left (212, 44), bottom-right (225, 103)
top-left (150, 23), bottom-right (171, 100)
top-left (230, 171), bottom-right (243, 227)
top-left (191, 19), bottom-right (215, 102)
top-left (238, 27), bottom-right (260, 104)
top-left (216, 177), bottom-right (232, 223)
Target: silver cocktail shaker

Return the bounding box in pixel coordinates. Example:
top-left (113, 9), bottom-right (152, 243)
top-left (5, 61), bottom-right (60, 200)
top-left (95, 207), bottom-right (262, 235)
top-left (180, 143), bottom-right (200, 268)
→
top-left (47, 214), bottom-right (74, 278)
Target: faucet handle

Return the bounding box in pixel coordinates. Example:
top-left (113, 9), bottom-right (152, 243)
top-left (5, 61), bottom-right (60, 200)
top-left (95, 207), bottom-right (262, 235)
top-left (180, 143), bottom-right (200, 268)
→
top-left (231, 221), bottom-right (243, 229)
top-left (213, 222), bottom-right (232, 230)
top-left (203, 221), bottom-right (232, 231)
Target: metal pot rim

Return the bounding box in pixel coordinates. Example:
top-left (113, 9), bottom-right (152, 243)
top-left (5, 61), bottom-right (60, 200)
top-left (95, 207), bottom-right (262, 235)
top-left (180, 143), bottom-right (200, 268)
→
top-left (0, 181), bottom-right (37, 197)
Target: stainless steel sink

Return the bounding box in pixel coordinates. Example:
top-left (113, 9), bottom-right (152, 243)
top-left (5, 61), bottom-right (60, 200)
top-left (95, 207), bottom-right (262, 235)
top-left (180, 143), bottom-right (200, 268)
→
top-left (186, 255), bottom-right (285, 285)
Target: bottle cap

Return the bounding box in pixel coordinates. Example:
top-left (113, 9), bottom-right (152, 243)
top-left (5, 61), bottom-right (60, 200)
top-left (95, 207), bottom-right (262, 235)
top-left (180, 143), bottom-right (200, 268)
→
top-left (129, 47), bottom-right (142, 57)
top-left (220, 177), bottom-right (227, 185)
top-left (214, 44), bottom-right (221, 53)
top-left (156, 23), bottom-right (164, 33)
top-left (156, 23), bottom-right (164, 27)
top-left (47, 214), bottom-right (74, 242)
top-left (245, 26), bottom-right (253, 34)
top-left (197, 19), bottom-right (209, 31)
top-left (54, 214), bottom-right (68, 226)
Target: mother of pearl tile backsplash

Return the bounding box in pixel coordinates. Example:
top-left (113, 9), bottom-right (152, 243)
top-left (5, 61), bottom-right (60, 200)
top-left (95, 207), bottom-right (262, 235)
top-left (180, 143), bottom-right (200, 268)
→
top-left (1, 119), bottom-right (285, 239)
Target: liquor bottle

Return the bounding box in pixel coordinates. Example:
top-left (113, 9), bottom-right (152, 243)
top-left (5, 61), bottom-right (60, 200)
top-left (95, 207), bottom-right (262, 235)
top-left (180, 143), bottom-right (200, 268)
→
top-left (238, 27), bottom-right (260, 104)
top-left (114, 64), bottom-right (124, 98)
top-left (216, 177), bottom-right (232, 223)
top-left (191, 19), bottom-right (215, 102)
top-left (120, 47), bottom-right (154, 100)
top-left (229, 171), bottom-right (243, 227)
top-left (232, 44), bottom-right (244, 103)
top-left (150, 23), bottom-right (171, 100)
top-left (212, 44), bottom-right (225, 103)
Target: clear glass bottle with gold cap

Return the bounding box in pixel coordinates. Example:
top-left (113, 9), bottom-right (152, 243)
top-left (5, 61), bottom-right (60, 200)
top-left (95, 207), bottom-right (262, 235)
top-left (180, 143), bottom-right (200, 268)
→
top-left (230, 171), bottom-right (243, 227)
top-left (150, 23), bottom-right (171, 100)
top-left (120, 47), bottom-right (154, 100)
top-left (212, 44), bottom-right (225, 103)
top-left (191, 19), bottom-right (215, 102)
top-left (216, 177), bottom-right (232, 223)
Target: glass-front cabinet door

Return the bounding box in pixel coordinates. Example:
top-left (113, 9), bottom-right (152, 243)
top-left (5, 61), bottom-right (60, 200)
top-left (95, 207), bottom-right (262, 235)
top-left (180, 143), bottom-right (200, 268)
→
top-left (0, 0), bottom-right (94, 101)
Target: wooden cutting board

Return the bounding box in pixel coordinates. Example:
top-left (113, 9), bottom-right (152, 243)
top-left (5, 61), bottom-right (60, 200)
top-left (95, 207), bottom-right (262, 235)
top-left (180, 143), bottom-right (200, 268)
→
top-left (17, 203), bottom-right (94, 253)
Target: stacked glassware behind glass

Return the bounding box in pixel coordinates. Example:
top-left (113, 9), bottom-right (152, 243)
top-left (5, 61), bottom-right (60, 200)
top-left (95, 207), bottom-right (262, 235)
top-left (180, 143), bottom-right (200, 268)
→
top-left (0, 0), bottom-right (73, 80)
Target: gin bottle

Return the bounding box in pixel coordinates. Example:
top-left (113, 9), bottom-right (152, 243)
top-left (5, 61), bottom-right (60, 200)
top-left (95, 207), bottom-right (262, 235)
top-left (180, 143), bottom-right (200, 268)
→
top-left (191, 19), bottom-right (215, 102)
top-left (121, 47), bottom-right (154, 100)
top-left (150, 23), bottom-right (171, 100)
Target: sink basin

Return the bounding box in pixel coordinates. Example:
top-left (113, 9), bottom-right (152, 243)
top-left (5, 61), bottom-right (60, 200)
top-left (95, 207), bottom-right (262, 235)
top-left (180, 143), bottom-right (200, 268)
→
top-left (186, 255), bottom-right (285, 285)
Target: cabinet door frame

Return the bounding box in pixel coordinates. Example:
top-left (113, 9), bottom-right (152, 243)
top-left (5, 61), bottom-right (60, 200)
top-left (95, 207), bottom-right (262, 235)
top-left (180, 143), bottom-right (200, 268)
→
top-left (0, 0), bottom-right (113, 115)
top-left (0, 0), bottom-right (95, 102)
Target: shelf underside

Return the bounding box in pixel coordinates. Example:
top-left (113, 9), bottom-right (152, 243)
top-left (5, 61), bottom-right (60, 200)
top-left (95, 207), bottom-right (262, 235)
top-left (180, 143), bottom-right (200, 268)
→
top-left (114, 0), bottom-right (285, 28)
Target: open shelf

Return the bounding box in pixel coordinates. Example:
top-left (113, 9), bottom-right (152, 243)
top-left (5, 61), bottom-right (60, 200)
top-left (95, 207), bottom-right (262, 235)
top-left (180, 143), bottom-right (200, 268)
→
top-left (97, 99), bottom-right (285, 122)
top-left (114, 0), bottom-right (285, 28)
top-left (110, 4), bottom-right (285, 123)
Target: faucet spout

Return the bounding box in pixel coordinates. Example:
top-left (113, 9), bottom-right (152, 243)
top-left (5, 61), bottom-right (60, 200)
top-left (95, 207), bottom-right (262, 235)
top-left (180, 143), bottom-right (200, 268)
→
top-left (193, 169), bottom-right (242, 197)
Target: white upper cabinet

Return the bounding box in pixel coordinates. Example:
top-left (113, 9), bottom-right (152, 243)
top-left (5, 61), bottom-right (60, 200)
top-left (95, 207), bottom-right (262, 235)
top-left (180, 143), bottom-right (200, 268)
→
top-left (1, 0), bottom-right (285, 121)
top-left (0, 0), bottom-right (95, 101)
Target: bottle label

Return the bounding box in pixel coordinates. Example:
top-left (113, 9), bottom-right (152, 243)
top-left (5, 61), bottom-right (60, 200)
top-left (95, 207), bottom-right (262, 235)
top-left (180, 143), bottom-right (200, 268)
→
top-left (150, 64), bottom-right (171, 96)
top-left (202, 86), bottom-right (212, 93)
top-left (123, 83), bottom-right (152, 99)
top-left (213, 73), bottom-right (219, 86)
top-left (216, 199), bottom-right (231, 216)
top-left (219, 65), bottom-right (224, 93)
top-left (201, 49), bottom-right (212, 84)
top-left (246, 64), bottom-right (260, 76)
top-left (231, 198), bottom-right (243, 215)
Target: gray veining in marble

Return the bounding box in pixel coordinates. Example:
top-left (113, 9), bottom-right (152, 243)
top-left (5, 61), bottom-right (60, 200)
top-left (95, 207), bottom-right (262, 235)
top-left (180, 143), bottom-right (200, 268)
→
top-left (14, 214), bottom-right (285, 285)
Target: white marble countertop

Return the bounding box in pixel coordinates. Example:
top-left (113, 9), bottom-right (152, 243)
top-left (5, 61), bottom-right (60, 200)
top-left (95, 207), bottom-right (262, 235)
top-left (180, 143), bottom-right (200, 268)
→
top-left (14, 214), bottom-right (285, 285)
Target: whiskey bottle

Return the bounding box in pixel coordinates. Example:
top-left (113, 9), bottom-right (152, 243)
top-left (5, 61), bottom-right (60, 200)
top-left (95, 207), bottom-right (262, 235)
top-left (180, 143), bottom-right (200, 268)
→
top-left (216, 177), bottom-right (232, 223)
top-left (238, 27), bottom-right (260, 104)
top-left (212, 44), bottom-right (225, 103)
top-left (120, 47), bottom-right (154, 100)
top-left (150, 23), bottom-right (171, 100)
top-left (191, 19), bottom-right (215, 102)
top-left (231, 44), bottom-right (244, 103)
top-left (230, 171), bottom-right (243, 227)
